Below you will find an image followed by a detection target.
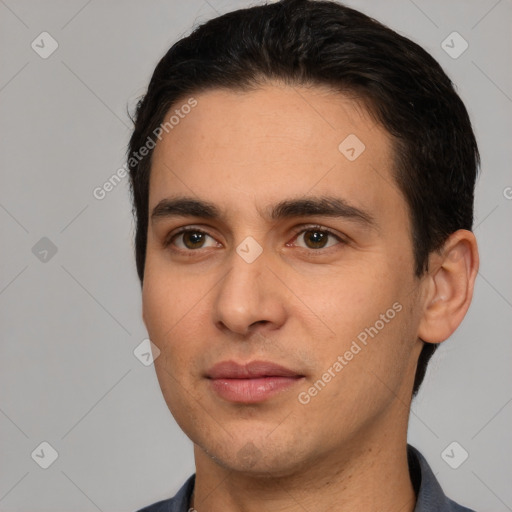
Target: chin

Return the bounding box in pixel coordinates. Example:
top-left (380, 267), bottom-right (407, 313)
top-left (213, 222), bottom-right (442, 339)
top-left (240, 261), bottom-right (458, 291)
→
top-left (195, 428), bottom-right (315, 478)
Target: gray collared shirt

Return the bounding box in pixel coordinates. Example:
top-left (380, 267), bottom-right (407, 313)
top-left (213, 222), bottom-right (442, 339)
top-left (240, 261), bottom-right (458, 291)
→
top-left (136, 444), bottom-right (476, 512)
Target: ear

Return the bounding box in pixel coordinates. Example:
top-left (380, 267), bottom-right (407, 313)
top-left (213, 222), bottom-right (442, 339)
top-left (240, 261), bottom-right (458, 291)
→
top-left (418, 230), bottom-right (479, 344)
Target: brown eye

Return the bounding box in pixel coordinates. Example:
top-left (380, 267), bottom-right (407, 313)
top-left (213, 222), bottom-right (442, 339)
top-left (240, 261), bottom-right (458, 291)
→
top-left (166, 229), bottom-right (217, 251)
top-left (181, 231), bottom-right (207, 249)
top-left (293, 226), bottom-right (344, 251)
top-left (302, 229), bottom-right (330, 249)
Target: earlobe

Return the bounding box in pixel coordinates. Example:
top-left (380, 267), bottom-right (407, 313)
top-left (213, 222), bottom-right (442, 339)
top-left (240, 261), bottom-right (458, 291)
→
top-left (417, 230), bottom-right (479, 344)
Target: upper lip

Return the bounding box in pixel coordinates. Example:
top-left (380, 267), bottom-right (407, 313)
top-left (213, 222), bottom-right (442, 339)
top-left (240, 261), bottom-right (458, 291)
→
top-left (206, 360), bottom-right (303, 379)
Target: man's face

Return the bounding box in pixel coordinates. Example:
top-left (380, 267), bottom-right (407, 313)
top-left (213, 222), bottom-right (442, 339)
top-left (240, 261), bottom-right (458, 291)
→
top-left (143, 83), bottom-right (425, 475)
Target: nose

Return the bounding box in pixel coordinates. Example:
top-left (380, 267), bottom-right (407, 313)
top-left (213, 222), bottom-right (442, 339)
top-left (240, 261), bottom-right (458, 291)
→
top-left (212, 246), bottom-right (287, 337)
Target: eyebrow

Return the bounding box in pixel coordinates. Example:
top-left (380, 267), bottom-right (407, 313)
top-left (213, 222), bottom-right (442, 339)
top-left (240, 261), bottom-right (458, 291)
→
top-left (150, 195), bottom-right (376, 228)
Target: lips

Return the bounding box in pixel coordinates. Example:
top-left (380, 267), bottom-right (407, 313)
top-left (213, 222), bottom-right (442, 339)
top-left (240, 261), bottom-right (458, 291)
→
top-left (207, 360), bottom-right (302, 379)
top-left (206, 360), bottom-right (304, 403)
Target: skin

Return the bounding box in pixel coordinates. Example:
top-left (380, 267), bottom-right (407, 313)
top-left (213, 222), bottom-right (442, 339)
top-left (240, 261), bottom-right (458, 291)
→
top-left (142, 82), bottom-right (479, 512)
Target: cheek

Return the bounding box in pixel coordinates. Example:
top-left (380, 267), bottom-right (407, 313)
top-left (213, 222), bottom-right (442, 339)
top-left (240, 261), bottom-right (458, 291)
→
top-left (295, 264), bottom-right (396, 339)
top-left (296, 264), bottom-right (414, 383)
top-left (142, 269), bottom-right (203, 415)
top-left (142, 278), bottom-right (170, 341)
top-left (142, 262), bottom-right (212, 373)
top-left (142, 256), bottom-right (195, 333)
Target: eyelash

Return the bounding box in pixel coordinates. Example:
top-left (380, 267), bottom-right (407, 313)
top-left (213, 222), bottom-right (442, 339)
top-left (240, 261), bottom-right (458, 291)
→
top-left (164, 224), bottom-right (347, 255)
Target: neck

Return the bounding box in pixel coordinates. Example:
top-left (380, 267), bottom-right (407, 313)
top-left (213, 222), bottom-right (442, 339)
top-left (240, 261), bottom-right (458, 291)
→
top-left (191, 412), bottom-right (416, 512)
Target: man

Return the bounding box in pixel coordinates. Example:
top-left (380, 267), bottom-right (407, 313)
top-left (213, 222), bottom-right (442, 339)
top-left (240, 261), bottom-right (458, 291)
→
top-left (128, 0), bottom-right (479, 510)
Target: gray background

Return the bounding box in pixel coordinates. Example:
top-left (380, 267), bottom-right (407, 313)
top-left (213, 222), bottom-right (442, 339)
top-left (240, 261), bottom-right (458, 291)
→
top-left (0, 0), bottom-right (511, 511)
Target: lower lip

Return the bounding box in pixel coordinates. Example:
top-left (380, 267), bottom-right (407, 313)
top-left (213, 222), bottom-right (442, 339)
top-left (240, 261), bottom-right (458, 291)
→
top-left (209, 376), bottom-right (303, 403)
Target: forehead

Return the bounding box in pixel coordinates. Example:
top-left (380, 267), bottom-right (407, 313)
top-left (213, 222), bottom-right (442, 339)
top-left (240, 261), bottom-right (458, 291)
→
top-left (149, 83), bottom-right (403, 221)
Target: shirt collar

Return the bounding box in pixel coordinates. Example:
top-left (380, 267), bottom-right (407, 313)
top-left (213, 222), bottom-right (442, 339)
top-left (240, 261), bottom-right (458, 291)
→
top-left (408, 444), bottom-right (475, 512)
